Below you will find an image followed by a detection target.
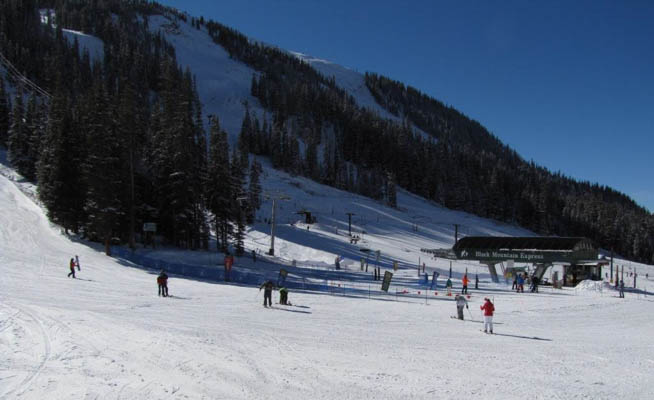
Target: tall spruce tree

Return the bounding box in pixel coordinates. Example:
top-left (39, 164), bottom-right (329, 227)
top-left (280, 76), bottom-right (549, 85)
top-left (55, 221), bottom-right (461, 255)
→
top-left (231, 148), bottom-right (247, 255)
top-left (36, 93), bottom-right (84, 234)
top-left (206, 116), bottom-right (233, 252)
top-left (247, 159), bottom-right (262, 223)
top-left (7, 91), bottom-right (31, 177)
top-left (0, 78), bottom-right (9, 147)
top-left (82, 82), bottom-right (124, 254)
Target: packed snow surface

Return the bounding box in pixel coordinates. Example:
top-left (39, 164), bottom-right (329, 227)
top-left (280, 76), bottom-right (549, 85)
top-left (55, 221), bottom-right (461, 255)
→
top-left (2, 155), bottom-right (654, 399)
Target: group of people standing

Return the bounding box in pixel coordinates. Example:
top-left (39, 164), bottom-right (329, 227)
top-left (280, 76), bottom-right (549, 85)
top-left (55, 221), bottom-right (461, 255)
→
top-left (511, 273), bottom-right (539, 293)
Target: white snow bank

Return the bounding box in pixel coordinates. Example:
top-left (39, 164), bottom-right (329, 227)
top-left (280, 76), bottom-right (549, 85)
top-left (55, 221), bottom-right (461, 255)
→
top-left (575, 279), bottom-right (613, 293)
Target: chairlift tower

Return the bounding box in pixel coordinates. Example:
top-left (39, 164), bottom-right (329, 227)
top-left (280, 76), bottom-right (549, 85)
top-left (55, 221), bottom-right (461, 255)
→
top-left (264, 192), bottom-right (290, 256)
top-left (346, 212), bottom-right (355, 236)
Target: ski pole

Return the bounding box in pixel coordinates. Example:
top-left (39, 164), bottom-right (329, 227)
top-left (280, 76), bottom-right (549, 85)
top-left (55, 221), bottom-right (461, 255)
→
top-left (467, 307), bottom-right (474, 321)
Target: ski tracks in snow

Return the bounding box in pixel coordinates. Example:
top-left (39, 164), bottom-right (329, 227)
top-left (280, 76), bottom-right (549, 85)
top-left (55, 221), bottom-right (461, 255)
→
top-left (0, 301), bottom-right (52, 398)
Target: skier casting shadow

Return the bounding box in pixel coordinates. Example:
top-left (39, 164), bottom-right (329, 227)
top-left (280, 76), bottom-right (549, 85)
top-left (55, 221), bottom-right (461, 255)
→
top-left (480, 297), bottom-right (495, 334)
top-left (259, 280), bottom-right (277, 307)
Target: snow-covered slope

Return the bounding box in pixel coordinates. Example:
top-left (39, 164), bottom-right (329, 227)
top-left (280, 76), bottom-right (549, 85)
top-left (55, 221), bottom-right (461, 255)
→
top-left (147, 13), bottom-right (429, 141)
top-left (2, 153), bottom-right (654, 399)
top-left (290, 52), bottom-right (398, 120)
top-left (148, 14), bottom-right (264, 140)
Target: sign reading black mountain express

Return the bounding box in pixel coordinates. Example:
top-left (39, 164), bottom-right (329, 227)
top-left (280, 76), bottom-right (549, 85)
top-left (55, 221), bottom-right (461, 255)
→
top-left (452, 237), bottom-right (598, 264)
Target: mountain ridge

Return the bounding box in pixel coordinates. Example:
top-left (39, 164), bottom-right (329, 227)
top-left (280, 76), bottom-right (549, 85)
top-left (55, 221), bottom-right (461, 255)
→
top-left (0, 0), bottom-right (651, 262)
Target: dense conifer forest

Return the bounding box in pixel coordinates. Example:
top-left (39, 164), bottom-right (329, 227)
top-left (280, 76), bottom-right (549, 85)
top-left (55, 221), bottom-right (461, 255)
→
top-left (0, 0), bottom-right (651, 262)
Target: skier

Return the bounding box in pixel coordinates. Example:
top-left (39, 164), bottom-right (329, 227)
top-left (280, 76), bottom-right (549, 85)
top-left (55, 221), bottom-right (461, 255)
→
top-left (335, 255), bottom-right (341, 270)
top-left (279, 287), bottom-right (290, 305)
top-left (252, 249), bottom-right (256, 263)
top-left (531, 276), bottom-right (539, 293)
top-left (516, 274), bottom-right (525, 293)
top-left (461, 274), bottom-right (469, 294)
top-left (67, 257), bottom-right (76, 278)
top-left (157, 269), bottom-right (169, 297)
top-left (446, 277), bottom-right (453, 296)
top-left (480, 297), bottom-right (495, 334)
top-left (75, 255), bottom-right (81, 271)
top-left (260, 280), bottom-right (276, 307)
top-left (475, 274), bottom-right (479, 289)
top-left (512, 275), bottom-right (517, 290)
top-left (619, 279), bottom-right (625, 298)
top-left (455, 294), bottom-right (469, 320)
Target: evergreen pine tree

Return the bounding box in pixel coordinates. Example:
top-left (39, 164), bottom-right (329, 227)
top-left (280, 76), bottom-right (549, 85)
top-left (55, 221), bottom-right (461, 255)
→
top-left (36, 93), bottom-right (84, 234)
top-left (206, 116), bottom-right (233, 252)
top-left (247, 159), bottom-right (262, 223)
top-left (7, 91), bottom-right (31, 177)
top-left (386, 172), bottom-right (397, 208)
top-left (0, 78), bottom-right (10, 147)
top-left (82, 83), bottom-right (124, 254)
top-left (230, 147), bottom-right (247, 255)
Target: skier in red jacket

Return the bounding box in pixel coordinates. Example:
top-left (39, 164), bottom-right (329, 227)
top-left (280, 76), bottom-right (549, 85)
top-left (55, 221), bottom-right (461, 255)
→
top-left (480, 298), bottom-right (495, 334)
top-left (67, 257), bottom-right (76, 278)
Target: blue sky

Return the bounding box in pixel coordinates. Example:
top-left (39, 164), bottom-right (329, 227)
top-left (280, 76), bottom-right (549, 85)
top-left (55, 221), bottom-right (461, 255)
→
top-left (158, 0), bottom-right (654, 212)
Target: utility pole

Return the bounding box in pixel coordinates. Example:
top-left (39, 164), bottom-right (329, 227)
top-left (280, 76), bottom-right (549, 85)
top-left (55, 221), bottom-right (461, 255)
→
top-left (454, 224), bottom-right (459, 244)
top-left (346, 212), bottom-right (355, 236)
top-left (265, 192), bottom-right (290, 256)
top-left (268, 198), bottom-right (276, 255)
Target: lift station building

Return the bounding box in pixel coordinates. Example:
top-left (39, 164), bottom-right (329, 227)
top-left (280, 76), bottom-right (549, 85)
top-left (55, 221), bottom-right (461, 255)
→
top-left (449, 236), bottom-right (607, 287)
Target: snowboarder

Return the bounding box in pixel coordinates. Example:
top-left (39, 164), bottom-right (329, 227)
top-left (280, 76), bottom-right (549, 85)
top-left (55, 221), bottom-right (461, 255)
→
top-left (446, 277), bottom-right (453, 296)
top-left (260, 280), bottom-right (276, 307)
top-left (462, 274), bottom-right (469, 294)
top-left (67, 257), bottom-right (76, 278)
top-left (75, 255), bottom-right (80, 271)
top-left (157, 270), bottom-right (169, 297)
top-left (279, 287), bottom-right (290, 305)
top-left (480, 297), bottom-right (495, 334)
top-left (619, 279), bottom-right (625, 298)
top-left (455, 294), bottom-right (469, 320)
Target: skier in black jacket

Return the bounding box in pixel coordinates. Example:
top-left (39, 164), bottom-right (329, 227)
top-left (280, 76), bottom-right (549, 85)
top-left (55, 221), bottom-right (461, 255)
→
top-left (259, 280), bottom-right (276, 307)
